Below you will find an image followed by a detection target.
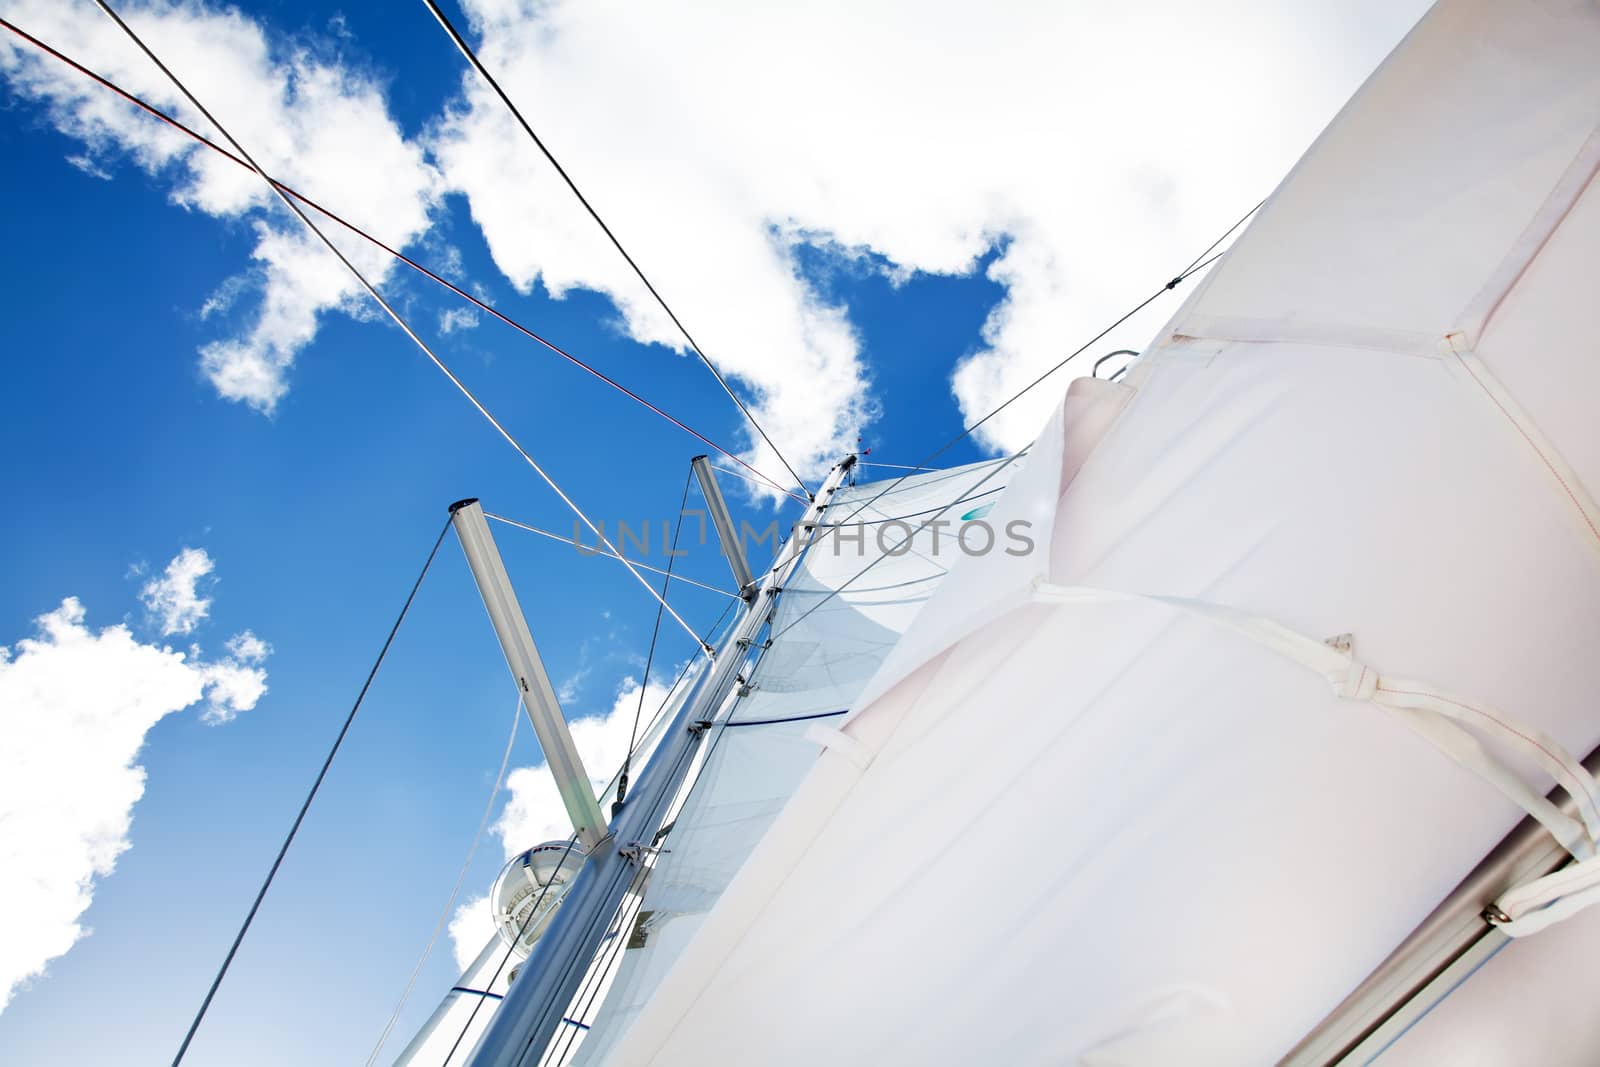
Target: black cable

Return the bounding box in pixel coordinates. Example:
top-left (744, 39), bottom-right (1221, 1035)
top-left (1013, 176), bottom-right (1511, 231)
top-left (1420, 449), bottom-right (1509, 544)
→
top-left (442, 836), bottom-right (581, 1067)
top-left (0, 14), bottom-right (810, 506)
top-left (769, 236), bottom-right (1246, 644)
top-left (92, 0), bottom-right (709, 650)
top-left (770, 450), bottom-right (1023, 644)
top-left (616, 469), bottom-right (694, 808)
top-left (441, 595), bottom-right (736, 1065)
top-left (1177, 197), bottom-right (1264, 279)
top-left (543, 863), bottom-right (649, 1065)
top-left (419, 0), bottom-right (814, 500)
top-left (170, 518), bottom-right (451, 1066)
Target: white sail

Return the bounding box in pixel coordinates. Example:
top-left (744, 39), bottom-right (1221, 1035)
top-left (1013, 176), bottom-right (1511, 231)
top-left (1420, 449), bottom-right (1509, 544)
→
top-left (570, 457), bottom-right (1024, 1063)
top-left (594, 0), bottom-right (1600, 1062)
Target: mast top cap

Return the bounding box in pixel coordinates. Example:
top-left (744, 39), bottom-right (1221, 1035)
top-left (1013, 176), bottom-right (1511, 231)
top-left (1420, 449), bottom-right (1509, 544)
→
top-left (447, 497), bottom-right (480, 514)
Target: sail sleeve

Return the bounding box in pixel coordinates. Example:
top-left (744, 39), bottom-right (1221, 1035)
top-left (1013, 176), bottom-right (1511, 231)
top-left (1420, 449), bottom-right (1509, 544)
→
top-left (595, 0), bottom-right (1600, 1063)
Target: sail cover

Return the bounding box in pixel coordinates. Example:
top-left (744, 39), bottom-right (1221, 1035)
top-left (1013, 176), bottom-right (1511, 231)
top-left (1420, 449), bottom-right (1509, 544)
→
top-left (569, 457), bottom-right (1024, 1063)
top-left (593, 0), bottom-right (1600, 1063)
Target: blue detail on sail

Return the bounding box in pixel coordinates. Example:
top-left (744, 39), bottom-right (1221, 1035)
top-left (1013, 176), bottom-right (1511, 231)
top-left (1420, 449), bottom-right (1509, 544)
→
top-left (561, 1017), bottom-right (592, 1031)
top-left (726, 708), bottom-right (850, 728)
top-left (452, 986), bottom-right (504, 1001)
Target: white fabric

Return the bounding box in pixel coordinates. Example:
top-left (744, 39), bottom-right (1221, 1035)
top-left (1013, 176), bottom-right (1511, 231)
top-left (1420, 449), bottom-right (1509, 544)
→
top-left (571, 460), bottom-right (1021, 1063)
top-left (1492, 854), bottom-right (1600, 938)
top-left (1031, 581), bottom-right (1600, 860)
top-left (596, 1), bottom-right (1600, 1062)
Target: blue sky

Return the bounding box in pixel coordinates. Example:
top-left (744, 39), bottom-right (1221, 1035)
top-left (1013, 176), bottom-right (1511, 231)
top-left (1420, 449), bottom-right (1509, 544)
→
top-left (0, 1), bottom-right (1426, 1062)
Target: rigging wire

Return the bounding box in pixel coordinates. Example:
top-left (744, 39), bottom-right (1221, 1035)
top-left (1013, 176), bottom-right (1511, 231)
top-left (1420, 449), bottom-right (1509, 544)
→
top-left (0, 16), bottom-right (808, 508)
top-left (170, 517), bottom-right (452, 1066)
top-left (443, 724), bottom-right (709, 1065)
top-left (772, 442), bottom-right (1024, 644)
top-left (91, 0), bottom-right (711, 654)
top-left (419, 0), bottom-right (815, 501)
top-left (826, 230), bottom-right (1250, 538)
top-left (542, 862), bottom-right (649, 1065)
top-left (617, 470), bottom-right (694, 808)
top-left (498, 497), bottom-right (825, 1064)
top-left (436, 595), bottom-right (735, 1066)
top-left (483, 512), bottom-right (738, 600)
top-left (365, 697), bottom-right (523, 1067)
top-left (763, 226), bottom-right (1254, 645)
top-left (441, 836), bottom-right (581, 1067)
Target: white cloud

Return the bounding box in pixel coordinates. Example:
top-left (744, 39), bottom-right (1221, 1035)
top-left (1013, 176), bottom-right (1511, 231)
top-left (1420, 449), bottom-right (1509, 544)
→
top-left (431, 0), bottom-right (1428, 474)
top-left (448, 893), bottom-right (494, 973)
top-left (65, 153), bottom-right (112, 180)
top-left (439, 306), bottom-right (481, 334)
top-left (0, 0), bottom-right (441, 412)
top-left (0, 594), bottom-right (270, 1011)
top-left (225, 629), bottom-right (271, 664)
top-left (447, 673), bottom-right (676, 967)
top-left (139, 546), bottom-right (215, 635)
top-left (5, 0), bottom-right (1425, 474)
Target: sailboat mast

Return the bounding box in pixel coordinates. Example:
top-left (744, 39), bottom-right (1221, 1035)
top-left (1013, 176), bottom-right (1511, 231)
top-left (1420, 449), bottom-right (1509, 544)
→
top-left (465, 455), bottom-right (856, 1066)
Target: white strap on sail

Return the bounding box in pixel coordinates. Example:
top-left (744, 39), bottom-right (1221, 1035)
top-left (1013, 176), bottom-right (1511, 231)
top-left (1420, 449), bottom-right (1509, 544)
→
top-left (1030, 580), bottom-right (1600, 933)
top-left (1490, 854), bottom-right (1600, 938)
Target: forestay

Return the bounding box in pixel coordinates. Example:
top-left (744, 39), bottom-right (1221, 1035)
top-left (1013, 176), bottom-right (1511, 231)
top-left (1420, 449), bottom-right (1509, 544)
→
top-left (569, 457), bottom-right (1024, 1064)
top-left (594, 1), bottom-right (1600, 1063)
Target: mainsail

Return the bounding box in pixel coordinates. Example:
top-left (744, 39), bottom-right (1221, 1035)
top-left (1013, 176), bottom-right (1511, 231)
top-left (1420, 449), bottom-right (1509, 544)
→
top-left (568, 456), bottom-right (1025, 1064)
top-left (398, 456), bottom-right (1026, 1064)
top-left (580, 0), bottom-right (1600, 1063)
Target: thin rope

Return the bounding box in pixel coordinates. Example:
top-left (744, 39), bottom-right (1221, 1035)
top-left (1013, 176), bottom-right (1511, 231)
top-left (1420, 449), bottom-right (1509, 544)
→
top-left (483, 512), bottom-right (738, 599)
top-left (827, 221), bottom-right (1253, 535)
top-left (441, 836), bottom-right (580, 1067)
top-left (543, 862), bottom-right (650, 1065)
top-left (768, 236), bottom-right (1239, 638)
top-left (447, 724), bottom-right (707, 1065)
top-left (419, 0), bottom-right (813, 500)
top-left (364, 697), bottom-right (522, 1067)
top-left (617, 471), bottom-right (694, 807)
top-left (169, 518), bottom-right (451, 1066)
top-left (0, 16), bottom-right (806, 508)
top-left (1178, 197), bottom-right (1264, 278)
top-left (92, 0), bottom-right (711, 654)
top-left (771, 447), bottom-right (1025, 643)
top-left (439, 596), bottom-right (735, 1065)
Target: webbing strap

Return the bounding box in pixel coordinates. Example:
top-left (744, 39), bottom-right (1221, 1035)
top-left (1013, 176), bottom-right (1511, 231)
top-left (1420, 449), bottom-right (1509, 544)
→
top-left (1494, 853), bottom-right (1600, 937)
top-left (1030, 581), bottom-right (1600, 934)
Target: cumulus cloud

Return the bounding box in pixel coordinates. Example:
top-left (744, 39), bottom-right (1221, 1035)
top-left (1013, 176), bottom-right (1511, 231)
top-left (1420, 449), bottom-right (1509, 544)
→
top-left (439, 306), bottom-right (481, 335)
top-left (448, 673), bottom-right (675, 968)
top-left (65, 152), bottom-right (112, 180)
top-left (430, 0), bottom-right (1427, 472)
top-left (4, 0), bottom-right (1424, 476)
top-left (0, 0), bottom-right (441, 412)
top-left (0, 592), bottom-right (270, 1011)
top-left (139, 546), bottom-right (215, 635)
top-left (198, 629), bottom-right (272, 724)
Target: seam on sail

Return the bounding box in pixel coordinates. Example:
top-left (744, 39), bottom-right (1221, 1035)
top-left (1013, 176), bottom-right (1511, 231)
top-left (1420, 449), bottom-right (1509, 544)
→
top-left (1455, 124), bottom-right (1600, 348)
top-left (1029, 581), bottom-right (1600, 864)
top-left (1173, 316), bottom-right (1443, 357)
top-left (1445, 344), bottom-right (1600, 553)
